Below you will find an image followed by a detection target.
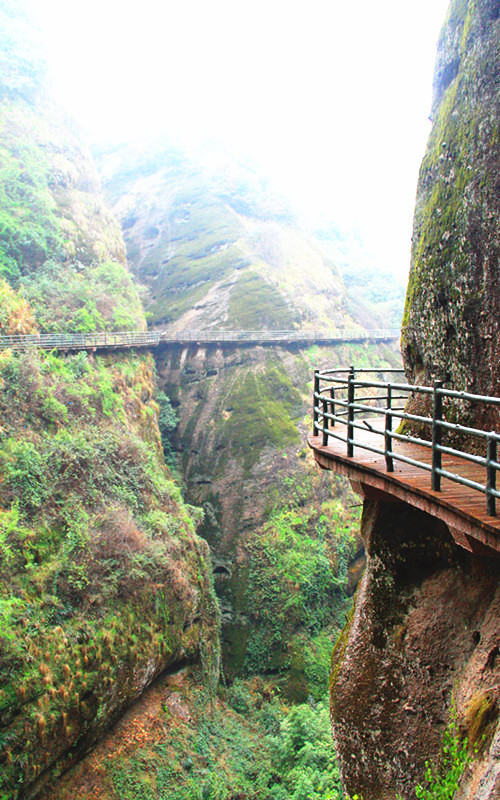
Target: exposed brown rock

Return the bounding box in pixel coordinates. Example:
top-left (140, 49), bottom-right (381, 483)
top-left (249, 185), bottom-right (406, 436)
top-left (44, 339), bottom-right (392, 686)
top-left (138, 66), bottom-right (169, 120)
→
top-left (331, 498), bottom-right (500, 799)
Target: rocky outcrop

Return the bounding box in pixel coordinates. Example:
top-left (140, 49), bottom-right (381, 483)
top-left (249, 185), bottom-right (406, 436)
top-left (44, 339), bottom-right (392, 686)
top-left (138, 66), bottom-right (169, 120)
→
top-left (331, 2), bottom-right (500, 797)
top-left (331, 496), bottom-right (500, 799)
top-left (402, 0), bottom-right (499, 425)
top-left (100, 142), bottom-right (353, 331)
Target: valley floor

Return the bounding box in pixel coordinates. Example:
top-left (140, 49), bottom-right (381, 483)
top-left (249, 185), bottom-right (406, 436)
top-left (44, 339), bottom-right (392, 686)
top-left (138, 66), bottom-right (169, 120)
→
top-left (42, 666), bottom-right (343, 800)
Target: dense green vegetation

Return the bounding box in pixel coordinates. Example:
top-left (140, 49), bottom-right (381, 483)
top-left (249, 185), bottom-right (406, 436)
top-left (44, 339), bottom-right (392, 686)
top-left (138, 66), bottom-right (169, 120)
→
top-left (0, 346), bottom-right (219, 795)
top-left (108, 687), bottom-right (343, 800)
top-left (220, 364), bottom-right (303, 474)
top-left (243, 476), bottom-right (359, 699)
top-left (0, 120), bottom-right (63, 281)
top-left (0, 89), bottom-right (142, 333)
top-left (0, 8), bottom-right (219, 794)
top-left (226, 269), bottom-right (294, 329)
top-left (46, 674), bottom-right (345, 800)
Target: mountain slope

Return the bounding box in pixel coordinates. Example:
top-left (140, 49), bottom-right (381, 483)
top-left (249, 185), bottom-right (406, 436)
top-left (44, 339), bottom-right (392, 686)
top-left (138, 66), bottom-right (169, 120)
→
top-left (100, 143), bottom-right (354, 331)
top-left (0, 4), bottom-right (219, 796)
top-left (102, 142), bottom-right (401, 692)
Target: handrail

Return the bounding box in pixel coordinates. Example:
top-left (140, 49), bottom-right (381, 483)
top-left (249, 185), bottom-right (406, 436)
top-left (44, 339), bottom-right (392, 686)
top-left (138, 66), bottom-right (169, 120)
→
top-left (0, 328), bottom-right (400, 351)
top-left (312, 366), bottom-right (500, 517)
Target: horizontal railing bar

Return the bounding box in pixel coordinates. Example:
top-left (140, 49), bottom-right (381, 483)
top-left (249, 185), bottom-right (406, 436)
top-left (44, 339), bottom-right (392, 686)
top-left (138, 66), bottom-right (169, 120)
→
top-left (318, 368), bottom-right (405, 376)
top-left (385, 409), bottom-right (434, 426)
top-left (332, 379), bottom-right (500, 411)
top-left (346, 437), bottom-right (386, 457)
top-left (436, 469), bottom-right (486, 494)
top-left (389, 451), bottom-right (433, 472)
top-left (436, 419), bottom-right (500, 441)
top-left (438, 387), bottom-right (500, 406)
top-left (353, 379), bottom-right (434, 395)
top-left (350, 402), bottom-right (388, 415)
top-left (317, 427), bottom-right (349, 445)
top-left (322, 413), bottom-right (348, 426)
top-left (436, 444), bottom-right (490, 466)
top-left (318, 379), bottom-right (408, 389)
top-left (389, 430), bottom-right (433, 449)
top-left (317, 397), bottom-right (349, 409)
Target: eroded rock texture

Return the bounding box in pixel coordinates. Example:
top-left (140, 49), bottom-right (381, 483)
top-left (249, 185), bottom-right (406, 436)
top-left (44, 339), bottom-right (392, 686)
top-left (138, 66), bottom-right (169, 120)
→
top-left (402, 0), bottom-right (500, 419)
top-left (331, 497), bottom-right (500, 800)
top-left (332, 6), bottom-right (500, 794)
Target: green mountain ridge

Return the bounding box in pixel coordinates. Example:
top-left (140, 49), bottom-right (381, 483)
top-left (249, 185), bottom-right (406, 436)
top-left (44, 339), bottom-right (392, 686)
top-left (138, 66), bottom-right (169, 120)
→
top-left (99, 142), bottom-right (378, 333)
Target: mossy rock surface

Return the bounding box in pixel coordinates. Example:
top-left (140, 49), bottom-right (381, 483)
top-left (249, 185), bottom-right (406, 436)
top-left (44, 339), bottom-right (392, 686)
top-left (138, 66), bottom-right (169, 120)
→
top-left (0, 8), bottom-right (220, 796)
top-left (402, 0), bottom-right (500, 426)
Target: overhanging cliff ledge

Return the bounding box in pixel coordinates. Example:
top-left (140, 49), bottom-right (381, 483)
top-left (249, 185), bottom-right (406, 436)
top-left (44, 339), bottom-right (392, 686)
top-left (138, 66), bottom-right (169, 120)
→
top-left (323, 1), bottom-right (500, 797)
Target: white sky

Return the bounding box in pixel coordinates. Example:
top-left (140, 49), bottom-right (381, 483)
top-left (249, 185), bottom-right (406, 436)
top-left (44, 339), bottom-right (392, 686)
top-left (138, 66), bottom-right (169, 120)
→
top-left (27, 0), bottom-right (450, 278)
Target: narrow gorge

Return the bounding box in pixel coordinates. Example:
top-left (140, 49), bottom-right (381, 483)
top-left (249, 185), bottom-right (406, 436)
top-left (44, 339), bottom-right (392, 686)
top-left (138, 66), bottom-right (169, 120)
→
top-left (0, 0), bottom-right (498, 799)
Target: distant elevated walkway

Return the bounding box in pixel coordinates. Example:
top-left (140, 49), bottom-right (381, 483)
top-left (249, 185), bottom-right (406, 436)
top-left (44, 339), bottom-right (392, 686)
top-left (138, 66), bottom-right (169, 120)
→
top-left (0, 328), bottom-right (400, 352)
top-left (308, 367), bottom-right (500, 555)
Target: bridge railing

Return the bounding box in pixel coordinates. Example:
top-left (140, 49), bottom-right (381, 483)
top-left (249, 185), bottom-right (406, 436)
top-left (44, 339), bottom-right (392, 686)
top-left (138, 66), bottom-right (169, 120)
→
top-left (0, 328), bottom-right (400, 351)
top-left (158, 328), bottom-right (401, 343)
top-left (0, 331), bottom-right (161, 351)
top-left (313, 366), bottom-right (500, 517)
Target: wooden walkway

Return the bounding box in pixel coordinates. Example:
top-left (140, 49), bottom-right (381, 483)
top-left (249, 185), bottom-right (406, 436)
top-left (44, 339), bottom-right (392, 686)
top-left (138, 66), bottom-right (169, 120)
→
top-left (308, 425), bottom-right (500, 556)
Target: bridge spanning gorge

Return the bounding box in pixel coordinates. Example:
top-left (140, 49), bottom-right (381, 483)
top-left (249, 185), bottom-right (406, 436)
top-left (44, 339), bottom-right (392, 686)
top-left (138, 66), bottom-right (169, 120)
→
top-left (308, 367), bottom-right (500, 555)
top-left (0, 328), bottom-right (400, 352)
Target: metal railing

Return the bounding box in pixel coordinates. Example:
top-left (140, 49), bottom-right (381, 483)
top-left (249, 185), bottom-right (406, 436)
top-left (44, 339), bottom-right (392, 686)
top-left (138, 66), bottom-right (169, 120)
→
top-left (312, 366), bottom-right (500, 517)
top-left (0, 328), bottom-right (400, 352)
top-left (0, 331), bottom-right (161, 350)
top-left (157, 328), bottom-right (400, 344)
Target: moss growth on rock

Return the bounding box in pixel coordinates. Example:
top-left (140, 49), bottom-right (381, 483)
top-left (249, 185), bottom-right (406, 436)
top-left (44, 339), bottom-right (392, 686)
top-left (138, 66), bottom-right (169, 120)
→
top-left (226, 268), bottom-right (294, 330)
top-left (220, 364), bottom-right (302, 473)
top-left (402, 0), bottom-right (500, 412)
top-left (0, 10), bottom-right (220, 796)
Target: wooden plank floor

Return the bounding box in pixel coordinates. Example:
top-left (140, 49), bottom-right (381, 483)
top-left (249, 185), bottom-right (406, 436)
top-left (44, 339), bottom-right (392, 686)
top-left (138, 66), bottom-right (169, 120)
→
top-left (308, 421), bottom-right (500, 555)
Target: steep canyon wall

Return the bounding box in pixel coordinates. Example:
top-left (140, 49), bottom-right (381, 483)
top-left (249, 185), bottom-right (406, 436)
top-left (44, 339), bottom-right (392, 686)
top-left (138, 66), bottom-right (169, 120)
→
top-left (331, 1), bottom-right (500, 798)
top-left (0, 4), bottom-right (219, 796)
top-left (102, 144), bottom-right (402, 693)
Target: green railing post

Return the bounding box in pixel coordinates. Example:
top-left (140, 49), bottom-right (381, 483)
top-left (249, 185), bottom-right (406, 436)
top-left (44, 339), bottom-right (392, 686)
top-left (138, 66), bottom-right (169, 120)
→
top-left (322, 395), bottom-right (329, 446)
top-left (486, 436), bottom-right (497, 516)
top-left (347, 365), bottom-right (355, 457)
top-left (313, 370), bottom-right (320, 436)
top-left (431, 381), bottom-right (444, 491)
top-left (330, 386), bottom-right (335, 426)
top-left (385, 383), bottom-right (394, 472)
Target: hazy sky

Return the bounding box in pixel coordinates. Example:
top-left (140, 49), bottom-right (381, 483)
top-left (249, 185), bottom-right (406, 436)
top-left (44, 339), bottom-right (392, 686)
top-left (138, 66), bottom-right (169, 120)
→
top-left (26, 0), bottom-right (450, 278)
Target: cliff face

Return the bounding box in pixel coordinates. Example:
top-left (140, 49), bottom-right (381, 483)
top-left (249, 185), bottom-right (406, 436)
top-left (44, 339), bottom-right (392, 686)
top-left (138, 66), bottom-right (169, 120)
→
top-left (402, 0), bottom-right (499, 412)
top-left (331, 498), bottom-right (500, 800)
top-left (331, 2), bottom-right (500, 798)
top-left (0, 4), bottom-right (219, 797)
top-left (102, 143), bottom-right (401, 692)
